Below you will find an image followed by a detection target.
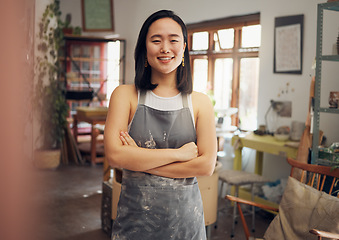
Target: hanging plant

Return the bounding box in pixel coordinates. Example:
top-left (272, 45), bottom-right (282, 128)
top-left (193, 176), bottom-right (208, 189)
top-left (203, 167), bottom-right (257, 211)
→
top-left (34, 0), bottom-right (68, 150)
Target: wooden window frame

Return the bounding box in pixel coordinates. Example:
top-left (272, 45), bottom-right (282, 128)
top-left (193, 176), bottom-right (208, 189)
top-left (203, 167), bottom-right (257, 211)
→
top-left (187, 13), bottom-right (260, 126)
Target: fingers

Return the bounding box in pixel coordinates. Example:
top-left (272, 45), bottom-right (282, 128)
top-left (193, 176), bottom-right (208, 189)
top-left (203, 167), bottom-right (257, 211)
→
top-left (120, 131), bottom-right (138, 147)
top-left (120, 134), bottom-right (128, 145)
top-left (178, 142), bottom-right (199, 161)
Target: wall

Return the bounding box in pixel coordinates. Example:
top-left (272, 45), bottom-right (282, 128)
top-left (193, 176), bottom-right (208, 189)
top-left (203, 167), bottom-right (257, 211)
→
top-left (58, 0), bottom-right (339, 180)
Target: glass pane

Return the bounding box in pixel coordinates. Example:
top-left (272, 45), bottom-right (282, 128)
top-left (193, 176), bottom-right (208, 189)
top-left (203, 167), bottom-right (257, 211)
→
top-left (214, 33), bottom-right (220, 51)
top-left (71, 61), bottom-right (80, 72)
top-left (93, 46), bottom-right (100, 58)
top-left (239, 58), bottom-right (260, 130)
top-left (192, 32), bottom-right (209, 50)
top-left (193, 59), bottom-right (208, 93)
top-left (82, 46), bottom-right (91, 58)
top-left (71, 45), bottom-right (81, 58)
top-left (82, 61), bottom-right (90, 71)
top-left (92, 61), bottom-right (100, 71)
top-left (217, 29), bottom-right (234, 49)
top-left (241, 25), bottom-right (261, 48)
top-left (214, 58), bottom-right (233, 110)
top-left (106, 41), bottom-right (121, 104)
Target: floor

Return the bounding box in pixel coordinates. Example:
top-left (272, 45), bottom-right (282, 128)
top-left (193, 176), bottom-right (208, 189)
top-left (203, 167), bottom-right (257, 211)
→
top-left (33, 163), bottom-right (274, 240)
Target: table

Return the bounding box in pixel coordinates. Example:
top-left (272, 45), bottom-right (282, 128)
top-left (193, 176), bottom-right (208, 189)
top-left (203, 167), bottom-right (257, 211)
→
top-left (231, 132), bottom-right (298, 208)
top-left (73, 107), bottom-right (108, 164)
top-left (232, 132), bottom-right (298, 175)
top-left (216, 125), bottom-right (237, 151)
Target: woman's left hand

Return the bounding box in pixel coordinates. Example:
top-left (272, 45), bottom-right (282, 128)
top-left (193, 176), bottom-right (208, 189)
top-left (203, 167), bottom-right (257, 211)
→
top-left (120, 131), bottom-right (138, 147)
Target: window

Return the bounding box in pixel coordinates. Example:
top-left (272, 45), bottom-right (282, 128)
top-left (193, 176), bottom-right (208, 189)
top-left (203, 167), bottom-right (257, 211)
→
top-left (63, 36), bottom-right (125, 118)
top-left (187, 13), bottom-right (261, 130)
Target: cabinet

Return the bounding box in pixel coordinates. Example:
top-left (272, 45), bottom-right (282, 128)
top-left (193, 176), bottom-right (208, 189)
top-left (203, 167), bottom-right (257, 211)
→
top-left (61, 34), bottom-right (126, 117)
top-left (312, 2), bottom-right (339, 164)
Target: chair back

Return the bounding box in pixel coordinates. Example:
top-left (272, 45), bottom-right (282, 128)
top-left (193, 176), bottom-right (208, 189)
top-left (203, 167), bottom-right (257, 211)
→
top-left (287, 157), bottom-right (339, 197)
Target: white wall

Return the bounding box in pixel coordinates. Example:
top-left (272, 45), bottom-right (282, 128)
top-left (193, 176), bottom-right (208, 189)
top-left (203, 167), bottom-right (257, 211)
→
top-left (57, 0), bottom-right (339, 180)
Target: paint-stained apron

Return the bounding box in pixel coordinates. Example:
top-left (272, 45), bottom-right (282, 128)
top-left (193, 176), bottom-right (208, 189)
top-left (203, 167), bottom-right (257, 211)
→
top-left (111, 90), bottom-right (206, 240)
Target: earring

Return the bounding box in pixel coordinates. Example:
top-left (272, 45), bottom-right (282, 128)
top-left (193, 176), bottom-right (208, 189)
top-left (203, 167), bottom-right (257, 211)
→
top-left (182, 55), bottom-right (185, 67)
top-left (145, 57), bottom-right (148, 68)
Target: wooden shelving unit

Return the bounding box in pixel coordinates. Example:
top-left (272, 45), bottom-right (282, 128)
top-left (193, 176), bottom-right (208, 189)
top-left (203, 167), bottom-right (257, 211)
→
top-left (61, 34), bottom-right (126, 117)
top-left (312, 1), bottom-right (339, 165)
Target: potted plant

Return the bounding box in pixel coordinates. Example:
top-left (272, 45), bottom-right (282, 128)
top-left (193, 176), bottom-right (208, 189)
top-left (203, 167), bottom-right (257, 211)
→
top-left (34, 0), bottom-right (69, 169)
top-left (59, 13), bottom-right (82, 36)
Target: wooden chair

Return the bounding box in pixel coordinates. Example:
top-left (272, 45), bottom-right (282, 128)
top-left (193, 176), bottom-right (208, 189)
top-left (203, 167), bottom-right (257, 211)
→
top-left (226, 157), bottom-right (339, 240)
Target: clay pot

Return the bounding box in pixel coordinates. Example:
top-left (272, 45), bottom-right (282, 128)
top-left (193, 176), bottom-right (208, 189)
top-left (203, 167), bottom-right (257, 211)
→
top-left (329, 91), bottom-right (339, 108)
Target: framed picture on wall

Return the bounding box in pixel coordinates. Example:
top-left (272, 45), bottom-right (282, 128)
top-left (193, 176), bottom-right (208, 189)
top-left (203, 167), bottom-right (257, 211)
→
top-left (274, 14), bottom-right (304, 74)
top-left (81, 0), bottom-right (114, 32)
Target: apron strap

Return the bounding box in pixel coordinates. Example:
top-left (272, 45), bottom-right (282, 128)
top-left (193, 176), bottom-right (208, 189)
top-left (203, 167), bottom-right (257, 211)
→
top-left (139, 90), bottom-right (147, 104)
top-left (182, 93), bottom-right (189, 108)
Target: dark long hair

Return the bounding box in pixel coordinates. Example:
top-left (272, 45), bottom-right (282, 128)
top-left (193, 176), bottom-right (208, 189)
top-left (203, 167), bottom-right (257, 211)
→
top-left (134, 10), bottom-right (192, 93)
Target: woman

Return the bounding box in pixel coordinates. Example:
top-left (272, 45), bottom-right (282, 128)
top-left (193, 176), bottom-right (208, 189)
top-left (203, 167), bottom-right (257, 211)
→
top-left (104, 10), bottom-right (217, 240)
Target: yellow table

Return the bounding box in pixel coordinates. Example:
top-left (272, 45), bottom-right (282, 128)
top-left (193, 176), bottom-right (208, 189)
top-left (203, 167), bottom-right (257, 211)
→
top-left (232, 132), bottom-right (298, 175)
top-left (231, 132), bottom-right (298, 209)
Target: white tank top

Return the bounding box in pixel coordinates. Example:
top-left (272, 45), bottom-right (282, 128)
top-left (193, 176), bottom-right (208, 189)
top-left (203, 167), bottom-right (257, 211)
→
top-left (139, 90), bottom-right (195, 126)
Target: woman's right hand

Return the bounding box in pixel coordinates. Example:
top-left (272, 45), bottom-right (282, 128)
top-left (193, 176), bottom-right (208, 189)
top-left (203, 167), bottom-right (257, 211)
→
top-left (177, 142), bottom-right (198, 161)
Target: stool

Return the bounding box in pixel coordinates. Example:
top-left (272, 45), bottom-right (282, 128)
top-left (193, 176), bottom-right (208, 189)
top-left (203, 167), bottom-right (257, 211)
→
top-left (197, 161), bottom-right (222, 239)
top-left (218, 169), bottom-right (268, 238)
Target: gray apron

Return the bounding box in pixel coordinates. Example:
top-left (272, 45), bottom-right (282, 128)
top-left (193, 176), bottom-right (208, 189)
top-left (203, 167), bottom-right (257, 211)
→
top-left (112, 90), bottom-right (206, 240)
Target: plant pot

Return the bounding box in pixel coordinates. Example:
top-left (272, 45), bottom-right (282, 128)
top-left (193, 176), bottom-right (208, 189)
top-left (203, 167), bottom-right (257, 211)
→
top-left (34, 149), bottom-right (61, 169)
top-left (63, 28), bottom-right (73, 35)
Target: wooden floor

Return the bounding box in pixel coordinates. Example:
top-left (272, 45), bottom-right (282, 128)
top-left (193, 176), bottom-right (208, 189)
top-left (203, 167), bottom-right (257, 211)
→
top-left (33, 163), bottom-right (274, 240)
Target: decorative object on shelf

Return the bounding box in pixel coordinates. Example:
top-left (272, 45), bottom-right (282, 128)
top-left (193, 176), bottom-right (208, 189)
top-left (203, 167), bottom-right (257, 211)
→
top-left (34, 0), bottom-right (69, 169)
top-left (329, 91), bottom-right (339, 108)
top-left (274, 14), bottom-right (304, 74)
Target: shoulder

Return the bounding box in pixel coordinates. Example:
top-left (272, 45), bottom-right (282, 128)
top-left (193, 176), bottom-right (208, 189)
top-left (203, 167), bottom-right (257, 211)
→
top-left (191, 91), bottom-right (214, 117)
top-left (113, 84), bottom-right (137, 95)
top-left (191, 91), bottom-right (213, 107)
top-left (111, 84), bottom-right (137, 99)
top-left (109, 84), bottom-right (138, 109)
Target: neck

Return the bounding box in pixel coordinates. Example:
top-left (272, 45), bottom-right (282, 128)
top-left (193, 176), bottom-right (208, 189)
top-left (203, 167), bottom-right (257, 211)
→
top-left (151, 70), bottom-right (179, 97)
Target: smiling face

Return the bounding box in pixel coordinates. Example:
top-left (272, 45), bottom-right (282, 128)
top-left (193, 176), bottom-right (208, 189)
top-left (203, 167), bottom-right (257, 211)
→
top-left (146, 17), bottom-right (186, 77)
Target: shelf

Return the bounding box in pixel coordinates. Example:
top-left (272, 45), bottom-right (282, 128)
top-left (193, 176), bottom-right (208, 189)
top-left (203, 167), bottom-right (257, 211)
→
top-left (319, 107), bottom-right (339, 114)
top-left (67, 78), bottom-right (104, 83)
top-left (320, 55), bottom-right (339, 61)
top-left (60, 77), bottom-right (105, 83)
top-left (60, 56), bottom-right (112, 62)
top-left (321, 1), bottom-right (339, 11)
top-left (315, 159), bottom-right (339, 167)
top-left (63, 34), bottom-right (125, 43)
top-left (312, 1), bottom-right (339, 164)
